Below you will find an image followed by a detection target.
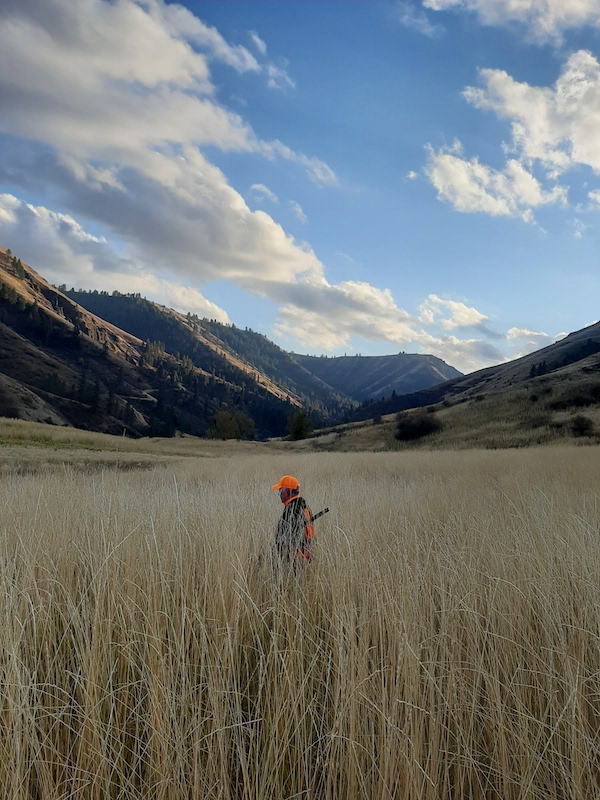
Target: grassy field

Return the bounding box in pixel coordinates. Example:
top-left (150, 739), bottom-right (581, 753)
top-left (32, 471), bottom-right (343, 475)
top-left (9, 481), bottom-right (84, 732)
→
top-left (1, 438), bottom-right (600, 798)
top-left (295, 384), bottom-right (600, 453)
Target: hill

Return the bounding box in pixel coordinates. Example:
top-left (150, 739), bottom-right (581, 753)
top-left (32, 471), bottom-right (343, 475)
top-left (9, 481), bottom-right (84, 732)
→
top-left (292, 321), bottom-right (600, 452)
top-left (64, 290), bottom-right (356, 424)
top-left (0, 248), bottom-right (305, 438)
top-left (352, 321), bottom-right (600, 419)
top-left (294, 352), bottom-right (462, 402)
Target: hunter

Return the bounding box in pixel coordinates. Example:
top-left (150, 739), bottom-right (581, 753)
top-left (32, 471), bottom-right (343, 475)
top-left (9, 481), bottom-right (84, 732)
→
top-left (271, 475), bottom-right (315, 566)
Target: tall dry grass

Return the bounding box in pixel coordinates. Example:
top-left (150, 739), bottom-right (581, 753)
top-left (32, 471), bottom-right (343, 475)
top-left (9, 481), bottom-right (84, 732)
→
top-left (1, 446), bottom-right (600, 799)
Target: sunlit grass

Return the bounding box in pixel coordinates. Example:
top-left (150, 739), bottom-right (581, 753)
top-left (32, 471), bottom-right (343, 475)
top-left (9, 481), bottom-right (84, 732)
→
top-left (1, 447), bottom-right (600, 798)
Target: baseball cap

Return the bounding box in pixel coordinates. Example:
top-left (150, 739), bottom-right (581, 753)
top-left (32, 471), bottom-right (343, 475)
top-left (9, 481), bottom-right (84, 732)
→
top-left (271, 475), bottom-right (299, 491)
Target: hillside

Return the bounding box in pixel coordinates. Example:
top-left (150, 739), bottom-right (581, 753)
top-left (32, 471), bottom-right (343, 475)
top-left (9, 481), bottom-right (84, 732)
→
top-left (353, 321), bottom-right (600, 419)
top-left (294, 352), bottom-right (462, 402)
top-left (4, 244), bottom-right (596, 450)
top-left (0, 248), bottom-right (301, 438)
top-left (64, 290), bottom-right (356, 423)
top-left (293, 323), bottom-right (600, 452)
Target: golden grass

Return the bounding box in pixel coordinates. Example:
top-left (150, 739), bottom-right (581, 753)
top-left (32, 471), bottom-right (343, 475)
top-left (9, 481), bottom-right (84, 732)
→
top-left (297, 388), bottom-right (600, 453)
top-left (1, 446), bottom-right (600, 798)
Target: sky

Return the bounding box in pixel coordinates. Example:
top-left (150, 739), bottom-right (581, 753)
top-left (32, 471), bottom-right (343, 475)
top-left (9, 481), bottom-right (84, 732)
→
top-left (0, 1), bottom-right (599, 374)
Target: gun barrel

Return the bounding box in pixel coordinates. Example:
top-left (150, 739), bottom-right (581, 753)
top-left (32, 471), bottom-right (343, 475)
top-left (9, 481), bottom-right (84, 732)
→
top-left (310, 508), bottom-right (329, 524)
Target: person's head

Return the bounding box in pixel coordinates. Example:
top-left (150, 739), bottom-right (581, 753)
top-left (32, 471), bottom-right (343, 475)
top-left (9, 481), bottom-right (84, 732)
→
top-left (271, 475), bottom-right (299, 504)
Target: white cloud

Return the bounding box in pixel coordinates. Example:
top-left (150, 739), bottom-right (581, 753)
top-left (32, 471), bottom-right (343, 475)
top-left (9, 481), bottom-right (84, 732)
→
top-left (0, 0), bottom-right (550, 375)
top-left (267, 63), bottom-right (296, 91)
top-left (394, 3), bottom-right (445, 37)
top-left (259, 141), bottom-right (338, 187)
top-left (506, 326), bottom-right (548, 341)
top-left (0, 189), bottom-right (544, 372)
top-left (504, 326), bottom-right (568, 358)
top-left (0, 0), bottom-right (329, 183)
top-left (0, 0), bottom-right (336, 288)
top-left (419, 294), bottom-right (489, 330)
top-left (464, 53), bottom-right (600, 176)
top-left (406, 171), bottom-right (419, 181)
top-left (426, 142), bottom-right (567, 220)
top-left (571, 218), bottom-right (588, 238)
top-left (424, 0), bottom-right (600, 42)
top-left (0, 193), bottom-right (229, 321)
top-left (273, 281), bottom-right (419, 351)
top-left (271, 282), bottom-right (508, 372)
top-left (250, 31), bottom-right (267, 56)
top-left (425, 49), bottom-right (600, 222)
top-left (290, 201), bottom-right (307, 223)
top-left (251, 183), bottom-right (279, 204)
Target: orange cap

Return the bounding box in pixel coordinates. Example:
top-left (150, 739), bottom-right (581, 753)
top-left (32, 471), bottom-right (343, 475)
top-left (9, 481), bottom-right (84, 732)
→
top-left (271, 475), bottom-right (299, 491)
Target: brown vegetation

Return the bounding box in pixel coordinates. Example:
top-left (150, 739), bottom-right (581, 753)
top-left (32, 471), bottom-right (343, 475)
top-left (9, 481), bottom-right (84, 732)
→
top-left (1, 443), bottom-right (600, 797)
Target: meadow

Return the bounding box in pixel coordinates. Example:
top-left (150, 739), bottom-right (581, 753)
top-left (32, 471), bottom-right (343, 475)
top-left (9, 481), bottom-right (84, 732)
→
top-left (1, 440), bottom-right (600, 799)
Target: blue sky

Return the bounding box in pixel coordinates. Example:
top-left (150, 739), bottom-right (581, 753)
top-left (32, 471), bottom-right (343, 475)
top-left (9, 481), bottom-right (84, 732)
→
top-left (0, 1), bottom-right (599, 372)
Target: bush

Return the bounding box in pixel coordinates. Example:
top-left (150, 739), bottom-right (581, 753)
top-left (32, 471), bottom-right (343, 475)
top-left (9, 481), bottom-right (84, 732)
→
top-left (210, 410), bottom-right (255, 440)
top-left (571, 414), bottom-right (595, 438)
top-left (395, 410), bottom-right (443, 441)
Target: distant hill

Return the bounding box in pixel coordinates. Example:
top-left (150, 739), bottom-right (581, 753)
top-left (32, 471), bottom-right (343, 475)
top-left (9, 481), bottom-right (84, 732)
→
top-left (64, 290), bottom-right (356, 423)
top-left (1, 244), bottom-right (597, 449)
top-left (352, 321), bottom-right (600, 420)
top-left (0, 242), bottom-right (475, 443)
top-left (284, 322), bottom-right (600, 452)
top-left (295, 352), bottom-right (462, 402)
top-left (0, 248), bottom-right (306, 438)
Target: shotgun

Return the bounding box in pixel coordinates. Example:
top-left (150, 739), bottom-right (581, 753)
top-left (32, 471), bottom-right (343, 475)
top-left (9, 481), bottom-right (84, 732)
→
top-left (309, 508), bottom-right (329, 524)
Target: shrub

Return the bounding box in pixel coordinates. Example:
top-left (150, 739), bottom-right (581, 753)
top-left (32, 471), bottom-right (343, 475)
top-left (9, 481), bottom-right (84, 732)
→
top-left (571, 414), bottom-right (595, 438)
top-left (395, 410), bottom-right (443, 441)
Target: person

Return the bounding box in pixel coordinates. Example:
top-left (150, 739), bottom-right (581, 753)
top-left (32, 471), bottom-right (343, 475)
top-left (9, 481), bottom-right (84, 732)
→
top-left (271, 475), bottom-right (315, 566)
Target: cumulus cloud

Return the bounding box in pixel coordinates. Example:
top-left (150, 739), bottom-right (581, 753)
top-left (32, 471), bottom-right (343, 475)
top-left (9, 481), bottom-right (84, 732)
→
top-left (271, 282), bottom-right (510, 371)
top-left (0, 0), bottom-right (327, 181)
top-left (426, 141), bottom-right (567, 220)
top-left (424, 48), bottom-right (600, 223)
top-left (419, 294), bottom-right (489, 330)
top-left (506, 326), bottom-right (548, 341)
top-left (0, 188), bottom-right (546, 372)
top-left (0, 0), bottom-right (542, 374)
top-left (0, 193), bottom-right (229, 321)
top-left (424, 50), bottom-right (600, 221)
top-left (463, 53), bottom-right (600, 176)
top-left (0, 1), bottom-right (337, 286)
top-left (424, 0), bottom-right (600, 42)
top-left (571, 218), bottom-right (588, 238)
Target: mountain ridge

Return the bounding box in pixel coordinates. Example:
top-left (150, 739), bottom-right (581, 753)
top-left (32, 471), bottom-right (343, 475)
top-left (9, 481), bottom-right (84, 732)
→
top-left (294, 352), bottom-right (462, 402)
top-left (0, 246), bottom-right (464, 438)
top-left (352, 321), bottom-right (600, 420)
